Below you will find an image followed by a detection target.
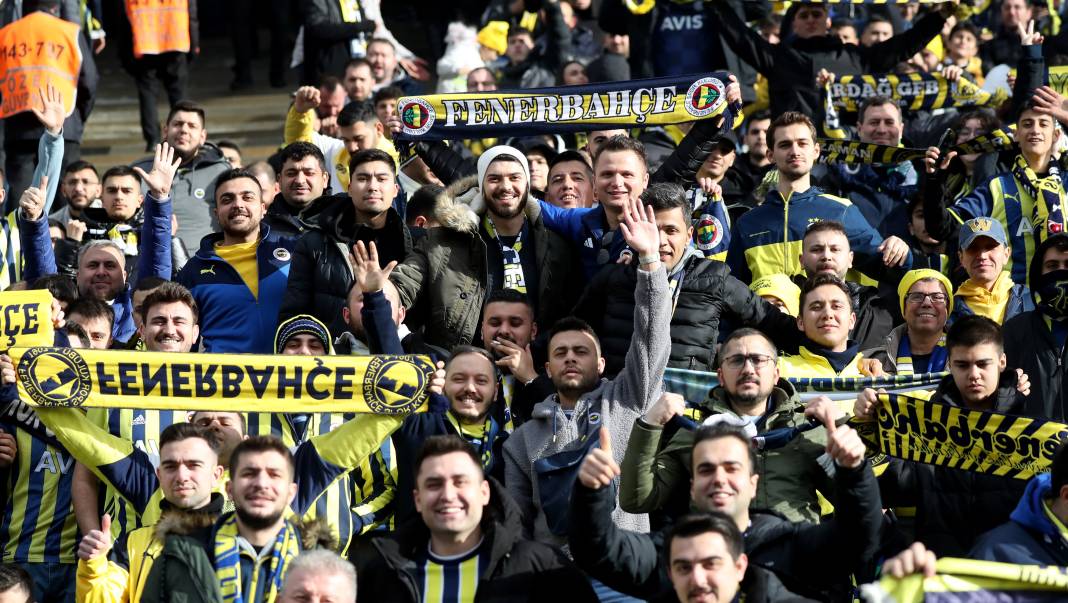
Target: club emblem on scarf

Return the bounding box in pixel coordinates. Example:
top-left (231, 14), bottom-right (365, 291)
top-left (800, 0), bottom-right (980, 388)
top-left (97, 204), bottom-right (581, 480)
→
top-left (694, 214), bottom-right (724, 251)
top-left (400, 98), bottom-right (436, 136)
top-left (685, 77), bottom-right (725, 118)
top-left (17, 347), bottom-right (91, 408)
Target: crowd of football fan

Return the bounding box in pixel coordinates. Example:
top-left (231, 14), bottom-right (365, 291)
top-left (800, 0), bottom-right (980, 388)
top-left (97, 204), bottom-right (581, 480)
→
top-left (3, 0), bottom-right (1068, 601)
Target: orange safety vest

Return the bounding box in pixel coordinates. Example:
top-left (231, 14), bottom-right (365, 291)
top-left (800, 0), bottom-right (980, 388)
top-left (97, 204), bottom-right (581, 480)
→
top-left (0, 12), bottom-right (81, 120)
top-left (125, 0), bottom-right (191, 58)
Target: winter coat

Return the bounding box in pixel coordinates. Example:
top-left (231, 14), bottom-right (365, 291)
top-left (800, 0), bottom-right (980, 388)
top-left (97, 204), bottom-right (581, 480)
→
top-left (494, 1), bottom-right (571, 89)
top-left (619, 380), bottom-right (833, 523)
top-left (299, 0), bottom-right (375, 85)
top-left (352, 478), bottom-right (598, 603)
top-left (279, 193), bottom-right (412, 339)
top-left (970, 473), bottom-right (1068, 565)
top-left (389, 176), bottom-right (580, 350)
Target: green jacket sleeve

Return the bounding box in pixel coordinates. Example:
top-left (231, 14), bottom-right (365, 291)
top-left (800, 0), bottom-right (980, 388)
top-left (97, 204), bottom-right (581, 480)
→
top-left (618, 418), bottom-right (689, 513)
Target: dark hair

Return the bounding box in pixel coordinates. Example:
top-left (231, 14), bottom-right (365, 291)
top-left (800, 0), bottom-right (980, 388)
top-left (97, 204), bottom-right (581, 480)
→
top-left (594, 135), bottom-right (647, 167)
top-left (691, 423), bottom-right (758, 475)
top-left (141, 281), bottom-right (199, 323)
top-left (864, 13), bottom-right (892, 28)
top-left (406, 184), bottom-right (446, 226)
top-left (640, 182), bottom-right (688, 214)
top-left (549, 150), bottom-right (592, 177)
top-left (62, 160), bottom-right (98, 179)
top-left (213, 168), bottom-right (262, 203)
top-left (746, 110), bottom-right (771, 129)
top-left (665, 512), bottom-right (745, 563)
top-left (102, 165), bottom-right (141, 186)
top-left (946, 314), bottom-right (1003, 355)
top-left (61, 321), bottom-right (89, 348)
top-left (800, 273), bottom-right (852, 308)
top-left (858, 95), bottom-right (901, 124)
top-left (338, 100), bottom-right (378, 128)
top-left (134, 275), bottom-right (168, 294)
top-left (830, 18), bottom-right (855, 31)
top-left (279, 141), bottom-right (328, 174)
top-left (0, 564), bottom-right (32, 597)
top-left (349, 148), bottom-right (396, 177)
top-left (719, 327), bottom-right (777, 362)
top-left (345, 57), bottom-right (372, 72)
top-left (446, 345), bottom-right (498, 381)
top-left (548, 316), bottom-right (600, 350)
top-left (949, 21), bottom-right (980, 40)
top-left (767, 111), bottom-right (816, 149)
top-left (29, 274), bottom-right (77, 306)
top-left (318, 75), bottom-right (343, 92)
top-left (803, 219), bottom-right (849, 244)
top-left (507, 26), bottom-right (534, 40)
top-left (166, 100), bottom-right (206, 128)
top-left (954, 109), bottom-right (1000, 140)
top-left (1052, 442), bottom-right (1068, 498)
top-left (367, 37), bottom-right (396, 52)
top-left (372, 86), bottom-right (404, 106)
top-left (229, 435), bottom-right (294, 477)
top-left (160, 422), bottom-right (220, 456)
top-left (415, 434), bottom-right (484, 480)
top-left (190, 410), bottom-right (247, 436)
top-left (484, 288), bottom-right (533, 312)
top-left (66, 297), bottom-right (115, 330)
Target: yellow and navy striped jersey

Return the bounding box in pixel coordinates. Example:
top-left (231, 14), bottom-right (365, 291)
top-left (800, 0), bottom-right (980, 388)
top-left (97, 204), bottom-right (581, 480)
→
top-left (350, 436), bottom-right (398, 534)
top-left (0, 400), bottom-right (77, 564)
top-left (89, 408), bottom-right (185, 542)
top-left (415, 544), bottom-right (490, 603)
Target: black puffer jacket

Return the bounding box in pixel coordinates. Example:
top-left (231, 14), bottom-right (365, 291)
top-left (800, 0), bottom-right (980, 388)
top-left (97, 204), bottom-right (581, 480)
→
top-left (882, 371), bottom-right (1029, 558)
top-left (279, 193), bottom-right (412, 338)
top-left (300, 0), bottom-right (376, 85)
top-left (352, 478), bottom-right (598, 603)
top-left (574, 252), bottom-right (794, 375)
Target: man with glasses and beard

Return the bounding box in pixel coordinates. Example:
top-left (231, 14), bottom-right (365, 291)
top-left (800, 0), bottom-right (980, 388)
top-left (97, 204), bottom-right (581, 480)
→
top-left (178, 168), bottom-right (295, 353)
top-left (618, 328), bottom-right (839, 524)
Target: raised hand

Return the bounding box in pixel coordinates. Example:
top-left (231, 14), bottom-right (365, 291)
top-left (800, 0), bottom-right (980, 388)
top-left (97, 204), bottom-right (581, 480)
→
top-left (0, 355), bottom-right (14, 385)
top-left (0, 430), bottom-right (16, 468)
top-left (132, 143), bottom-right (182, 199)
top-left (1032, 86), bottom-right (1068, 125)
top-left (577, 427), bottom-right (620, 490)
top-left (429, 361), bottom-right (446, 396)
top-left (804, 395), bottom-right (845, 428)
top-left (490, 338), bottom-right (537, 384)
top-left (725, 73), bottom-right (741, 105)
top-left (352, 241), bottom-right (398, 294)
top-left (878, 236), bottom-right (909, 268)
top-left (618, 196), bottom-right (660, 269)
top-left (923, 146), bottom-right (957, 174)
top-left (643, 392), bottom-right (686, 426)
top-left (883, 541), bottom-right (938, 579)
top-left (826, 423), bottom-right (866, 469)
top-left (19, 175), bottom-right (48, 221)
top-left (78, 514), bottom-right (112, 561)
top-left (293, 86), bottom-right (321, 114)
top-left (1018, 19), bottom-right (1045, 46)
top-left (30, 84), bottom-right (65, 135)
top-left (66, 219), bottom-right (87, 242)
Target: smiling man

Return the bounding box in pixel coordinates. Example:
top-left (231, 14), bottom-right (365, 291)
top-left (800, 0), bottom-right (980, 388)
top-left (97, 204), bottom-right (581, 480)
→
top-left (779, 273), bottom-right (874, 378)
top-left (950, 217), bottom-right (1032, 324)
top-left (178, 168), bottom-right (295, 353)
top-left (263, 142), bottom-right (331, 238)
top-left (863, 269), bottom-right (953, 374)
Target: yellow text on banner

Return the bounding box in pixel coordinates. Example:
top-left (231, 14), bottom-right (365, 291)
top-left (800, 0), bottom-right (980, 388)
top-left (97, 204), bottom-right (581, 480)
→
top-left (0, 291), bottom-right (54, 351)
top-left (10, 347), bottom-right (435, 414)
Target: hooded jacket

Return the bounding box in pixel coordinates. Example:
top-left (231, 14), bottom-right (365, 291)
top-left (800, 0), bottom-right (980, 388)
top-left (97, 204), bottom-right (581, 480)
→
top-left (352, 477), bottom-right (598, 603)
top-left (619, 380), bottom-right (833, 523)
top-left (177, 225), bottom-right (295, 353)
top-left (131, 142), bottom-right (231, 258)
top-left (970, 473), bottom-right (1068, 565)
top-left (574, 251), bottom-right (795, 375)
top-left (279, 192), bottom-right (413, 339)
top-left (389, 146), bottom-right (581, 350)
top-left (1004, 234), bottom-right (1068, 421)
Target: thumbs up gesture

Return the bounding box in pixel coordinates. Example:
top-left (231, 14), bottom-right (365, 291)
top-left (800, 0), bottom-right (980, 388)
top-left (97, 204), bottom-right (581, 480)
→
top-left (78, 514), bottom-right (112, 561)
top-left (577, 427), bottom-right (621, 490)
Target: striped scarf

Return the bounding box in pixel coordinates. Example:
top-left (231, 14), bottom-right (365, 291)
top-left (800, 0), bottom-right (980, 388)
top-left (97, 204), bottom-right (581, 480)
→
top-left (214, 513), bottom-right (302, 603)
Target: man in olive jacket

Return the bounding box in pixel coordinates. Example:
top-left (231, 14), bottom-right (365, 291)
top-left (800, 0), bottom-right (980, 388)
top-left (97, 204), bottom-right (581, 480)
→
top-left (619, 328), bottom-right (835, 523)
top-left (389, 145), bottom-right (581, 350)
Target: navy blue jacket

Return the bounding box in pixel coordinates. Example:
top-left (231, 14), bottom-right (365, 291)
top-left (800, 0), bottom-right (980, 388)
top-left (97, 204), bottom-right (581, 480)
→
top-left (970, 473), bottom-right (1068, 565)
top-left (177, 226), bottom-right (295, 353)
top-left (20, 193), bottom-right (172, 344)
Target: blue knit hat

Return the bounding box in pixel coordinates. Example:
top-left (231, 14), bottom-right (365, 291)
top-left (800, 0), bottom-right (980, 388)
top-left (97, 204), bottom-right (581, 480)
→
top-left (274, 315), bottom-right (332, 354)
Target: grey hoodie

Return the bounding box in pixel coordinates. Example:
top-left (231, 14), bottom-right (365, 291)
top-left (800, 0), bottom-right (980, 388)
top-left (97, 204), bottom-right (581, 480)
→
top-left (503, 264), bottom-right (671, 547)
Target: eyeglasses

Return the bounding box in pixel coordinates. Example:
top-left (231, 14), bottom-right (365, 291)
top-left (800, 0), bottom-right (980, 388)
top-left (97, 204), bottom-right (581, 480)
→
top-left (721, 354), bottom-right (775, 370)
top-left (905, 292), bottom-right (948, 306)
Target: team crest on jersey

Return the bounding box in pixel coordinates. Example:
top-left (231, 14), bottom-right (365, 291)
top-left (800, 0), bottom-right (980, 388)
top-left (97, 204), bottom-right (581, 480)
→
top-left (273, 247), bottom-right (291, 262)
top-left (194, 188), bottom-right (206, 200)
top-left (17, 347), bottom-right (91, 408)
top-left (400, 98), bottom-right (436, 136)
top-left (362, 355), bottom-right (434, 414)
top-left (684, 77), bottom-right (725, 118)
top-left (694, 213), bottom-right (724, 251)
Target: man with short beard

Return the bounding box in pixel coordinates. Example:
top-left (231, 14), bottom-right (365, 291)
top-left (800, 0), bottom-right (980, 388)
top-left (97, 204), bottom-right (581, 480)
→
top-left (19, 144), bottom-right (180, 345)
top-left (178, 168), bottom-right (295, 353)
top-left (390, 145), bottom-right (580, 350)
top-left (262, 142), bottom-right (331, 238)
top-left (49, 160), bottom-right (100, 228)
top-left (618, 329), bottom-right (838, 524)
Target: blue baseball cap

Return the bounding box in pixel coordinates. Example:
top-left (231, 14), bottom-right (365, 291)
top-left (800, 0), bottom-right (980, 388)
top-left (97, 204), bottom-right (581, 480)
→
top-left (959, 217), bottom-right (1008, 251)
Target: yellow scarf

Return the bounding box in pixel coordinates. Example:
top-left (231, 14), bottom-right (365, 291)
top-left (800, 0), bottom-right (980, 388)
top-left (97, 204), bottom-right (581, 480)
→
top-left (955, 271), bottom-right (1014, 322)
top-left (1043, 499), bottom-right (1068, 542)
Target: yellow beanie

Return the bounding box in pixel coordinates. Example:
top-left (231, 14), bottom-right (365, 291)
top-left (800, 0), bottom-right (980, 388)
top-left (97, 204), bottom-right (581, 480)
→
top-left (750, 273), bottom-right (801, 317)
top-left (478, 21), bottom-right (509, 56)
top-left (897, 269), bottom-right (954, 316)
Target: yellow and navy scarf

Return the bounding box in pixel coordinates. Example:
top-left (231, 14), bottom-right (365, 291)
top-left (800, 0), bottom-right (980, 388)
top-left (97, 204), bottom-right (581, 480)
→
top-left (483, 214), bottom-right (527, 294)
top-left (446, 412), bottom-right (501, 469)
top-left (895, 334), bottom-right (947, 376)
top-left (955, 272), bottom-right (1015, 323)
top-left (214, 513), bottom-right (302, 603)
top-left (1012, 154), bottom-right (1068, 237)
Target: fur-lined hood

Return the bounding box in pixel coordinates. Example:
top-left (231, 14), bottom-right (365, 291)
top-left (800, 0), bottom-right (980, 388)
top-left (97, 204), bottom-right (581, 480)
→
top-left (155, 506), bottom-right (340, 552)
top-left (438, 172), bottom-right (545, 236)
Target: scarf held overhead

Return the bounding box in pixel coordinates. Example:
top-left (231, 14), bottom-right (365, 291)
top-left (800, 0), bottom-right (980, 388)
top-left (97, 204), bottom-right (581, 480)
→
top-left (396, 72), bottom-right (735, 140)
top-left (9, 347), bottom-right (436, 413)
top-left (862, 557), bottom-right (1068, 602)
top-left (829, 72), bottom-right (1005, 115)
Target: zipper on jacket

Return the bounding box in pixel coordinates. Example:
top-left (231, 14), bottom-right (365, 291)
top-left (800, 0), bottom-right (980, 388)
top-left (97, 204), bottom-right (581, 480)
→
top-left (781, 192), bottom-right (790, 273)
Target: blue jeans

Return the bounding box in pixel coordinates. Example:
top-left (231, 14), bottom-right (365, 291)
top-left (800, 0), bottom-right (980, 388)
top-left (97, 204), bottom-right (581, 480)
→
top-left (20, 562), bottom-right (75, 603)
top-left (589, 577), bottom-right (646, 603)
